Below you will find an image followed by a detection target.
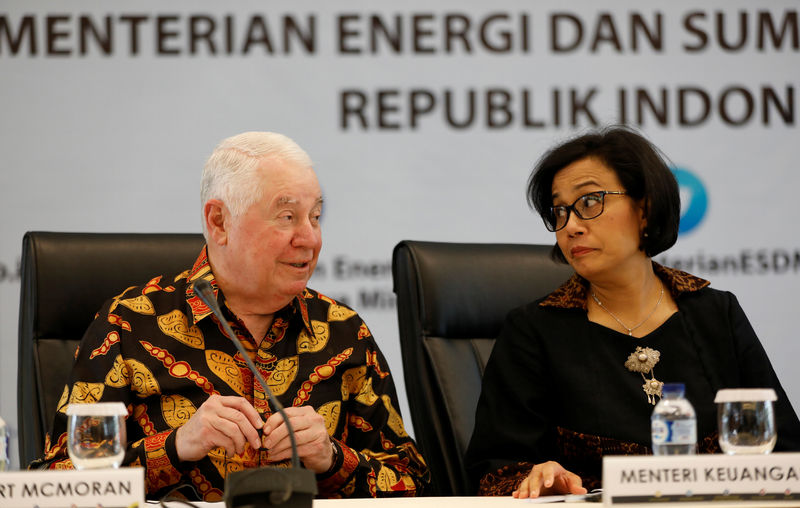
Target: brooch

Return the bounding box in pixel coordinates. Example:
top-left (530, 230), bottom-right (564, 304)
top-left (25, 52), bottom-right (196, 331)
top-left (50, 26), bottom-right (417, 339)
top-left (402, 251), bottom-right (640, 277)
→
top-left (624, 346), bottom-right (663, 405)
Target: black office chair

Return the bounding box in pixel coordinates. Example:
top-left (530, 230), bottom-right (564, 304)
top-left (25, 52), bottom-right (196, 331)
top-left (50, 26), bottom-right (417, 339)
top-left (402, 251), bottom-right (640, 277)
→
top-left (391, 240), bottom-right (574, 496)
top-left (17, 231), bottom-right (206, 466)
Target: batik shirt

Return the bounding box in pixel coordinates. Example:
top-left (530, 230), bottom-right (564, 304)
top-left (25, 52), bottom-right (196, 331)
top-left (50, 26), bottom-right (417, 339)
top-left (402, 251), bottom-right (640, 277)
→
top-left (33, 247), bottom-right (429, 500)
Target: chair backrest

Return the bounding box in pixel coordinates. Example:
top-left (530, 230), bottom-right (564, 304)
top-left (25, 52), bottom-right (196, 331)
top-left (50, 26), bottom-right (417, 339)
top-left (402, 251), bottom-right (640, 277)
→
top-left (391, 240), bottom-right (573, 496)
top-left (17, 231), bottom-right (206, 466)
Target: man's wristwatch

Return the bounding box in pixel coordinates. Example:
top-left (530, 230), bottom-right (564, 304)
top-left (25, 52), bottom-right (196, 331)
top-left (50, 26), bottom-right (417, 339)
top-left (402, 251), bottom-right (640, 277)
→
top-left (327, 438), bottom-right (340, 472)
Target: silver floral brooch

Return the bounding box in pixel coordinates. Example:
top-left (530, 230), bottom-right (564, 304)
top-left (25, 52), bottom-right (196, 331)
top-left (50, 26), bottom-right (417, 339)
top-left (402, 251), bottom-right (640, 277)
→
top-left (624, 346), bottom-right (663, 405)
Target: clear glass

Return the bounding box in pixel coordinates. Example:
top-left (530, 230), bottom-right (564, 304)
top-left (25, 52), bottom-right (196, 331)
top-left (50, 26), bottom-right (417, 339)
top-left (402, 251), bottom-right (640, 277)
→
top-left (67, 406), bottom-right (126, 469)
top-left (718, 400), bottom-right (776, 454)
top-left (0, 416), bottom-right (8, 471)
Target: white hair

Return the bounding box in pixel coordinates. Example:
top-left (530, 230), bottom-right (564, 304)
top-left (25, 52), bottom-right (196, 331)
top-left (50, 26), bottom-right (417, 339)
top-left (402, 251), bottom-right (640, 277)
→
top-left (200, 131), bottom-right (313, 237)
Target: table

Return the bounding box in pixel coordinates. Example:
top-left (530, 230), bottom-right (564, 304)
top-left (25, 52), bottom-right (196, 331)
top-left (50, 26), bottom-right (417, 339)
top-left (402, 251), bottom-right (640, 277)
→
top-left (187, 496), bottom-right (800, 508)
top-left (190, 499), bottom-right (587, 508)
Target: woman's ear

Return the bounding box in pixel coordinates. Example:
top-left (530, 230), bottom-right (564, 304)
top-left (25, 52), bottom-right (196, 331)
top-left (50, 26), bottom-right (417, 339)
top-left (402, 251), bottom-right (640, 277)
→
top-left (637, 198), bottom-right (648, 225)
top-left (203, 199), bottom-right (229, 246)
top-left (637, 198), bottom-right (649, 240)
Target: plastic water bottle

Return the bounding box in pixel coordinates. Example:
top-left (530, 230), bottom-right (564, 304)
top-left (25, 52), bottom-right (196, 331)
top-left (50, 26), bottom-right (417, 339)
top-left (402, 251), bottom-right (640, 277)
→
top-left (0, 416), bottom-right (8, 470)
top-left (651, 383), bottom-right (697, 455)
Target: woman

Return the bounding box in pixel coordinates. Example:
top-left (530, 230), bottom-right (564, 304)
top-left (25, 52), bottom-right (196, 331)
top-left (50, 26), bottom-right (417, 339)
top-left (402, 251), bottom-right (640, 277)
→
top-left (464, 126), bottom-right (800, 498)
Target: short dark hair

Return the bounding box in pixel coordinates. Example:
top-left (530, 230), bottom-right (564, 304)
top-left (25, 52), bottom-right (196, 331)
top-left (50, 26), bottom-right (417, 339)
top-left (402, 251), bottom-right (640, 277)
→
top-left (527, 125), bottom-right (680, 263)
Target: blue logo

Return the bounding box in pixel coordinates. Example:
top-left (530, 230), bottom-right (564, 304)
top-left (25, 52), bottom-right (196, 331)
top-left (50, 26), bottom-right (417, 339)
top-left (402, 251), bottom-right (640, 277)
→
top-left (672, 167), bottom-right (708, 235)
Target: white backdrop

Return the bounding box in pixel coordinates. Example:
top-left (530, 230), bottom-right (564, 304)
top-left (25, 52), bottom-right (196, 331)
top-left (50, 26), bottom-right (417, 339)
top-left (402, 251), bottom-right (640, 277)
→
top-left (1, 0), bottom-right (799, 468)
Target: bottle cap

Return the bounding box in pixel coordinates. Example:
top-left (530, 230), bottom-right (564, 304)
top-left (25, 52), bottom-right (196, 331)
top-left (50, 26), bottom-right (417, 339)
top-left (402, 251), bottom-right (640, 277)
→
top-left (66, 402), bottom-right (128, 416)
top-left (714, 388), bottom-right (777, 403)
top-left (662, 383), bottom-right (686, 396)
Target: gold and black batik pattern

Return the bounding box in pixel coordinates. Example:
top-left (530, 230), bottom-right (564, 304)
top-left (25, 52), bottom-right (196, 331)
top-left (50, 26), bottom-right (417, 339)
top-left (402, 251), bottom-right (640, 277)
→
top-left (32, 247), bottom-right (429, 500)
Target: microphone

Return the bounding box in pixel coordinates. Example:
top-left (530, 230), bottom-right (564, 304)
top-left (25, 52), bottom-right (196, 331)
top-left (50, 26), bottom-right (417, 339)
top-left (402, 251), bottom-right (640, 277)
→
top-left (193, 279), bottom-right (317, 508)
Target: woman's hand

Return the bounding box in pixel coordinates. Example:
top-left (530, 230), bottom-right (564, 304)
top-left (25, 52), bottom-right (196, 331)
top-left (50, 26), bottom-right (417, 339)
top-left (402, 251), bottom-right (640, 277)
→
top-left (513, 461), bottom-right (587, 499)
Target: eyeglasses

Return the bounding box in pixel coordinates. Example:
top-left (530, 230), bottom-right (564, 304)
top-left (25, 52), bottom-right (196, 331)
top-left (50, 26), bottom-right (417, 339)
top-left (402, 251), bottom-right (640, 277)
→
top-left (543, 191), bottom-right (627, 232)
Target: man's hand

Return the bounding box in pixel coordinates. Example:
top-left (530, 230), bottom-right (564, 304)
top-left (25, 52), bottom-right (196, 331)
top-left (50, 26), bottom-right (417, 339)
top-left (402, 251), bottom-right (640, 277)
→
top-left (262, 406), bottom-right (333, 473)
top-left (513, 461), bottom-right (586, 499)
top-left (175, 395), bottom-right (263, 462)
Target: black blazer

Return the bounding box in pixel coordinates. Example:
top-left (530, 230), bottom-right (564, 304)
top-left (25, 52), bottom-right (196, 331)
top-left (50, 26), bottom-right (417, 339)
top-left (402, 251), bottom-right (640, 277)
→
top-left (466, 284), bottom-right (800, 488)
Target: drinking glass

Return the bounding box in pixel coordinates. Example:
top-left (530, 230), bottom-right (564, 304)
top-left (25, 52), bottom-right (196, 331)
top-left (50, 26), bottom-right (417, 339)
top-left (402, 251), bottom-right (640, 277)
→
top-left (66, 402), bottom-right (127, 469)
top-left (715, 388), bottom-right (777, 454)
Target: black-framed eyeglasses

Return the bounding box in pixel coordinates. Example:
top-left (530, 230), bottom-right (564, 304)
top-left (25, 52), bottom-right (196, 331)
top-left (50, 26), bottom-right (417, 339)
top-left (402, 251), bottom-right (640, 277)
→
top-left (543, 191), bottom-right (627, 232)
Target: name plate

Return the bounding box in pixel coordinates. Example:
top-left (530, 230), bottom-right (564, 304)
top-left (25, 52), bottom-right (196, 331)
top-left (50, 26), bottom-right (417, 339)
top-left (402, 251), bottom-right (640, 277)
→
top-left (0, 467), bottom-right (145, 508)
top-left (602, 453), bottom-right (800, 505)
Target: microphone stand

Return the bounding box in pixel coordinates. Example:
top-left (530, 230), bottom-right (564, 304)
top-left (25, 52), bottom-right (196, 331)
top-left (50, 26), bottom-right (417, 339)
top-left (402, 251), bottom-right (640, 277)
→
top-left (193, 279), bottom-right (317, 508)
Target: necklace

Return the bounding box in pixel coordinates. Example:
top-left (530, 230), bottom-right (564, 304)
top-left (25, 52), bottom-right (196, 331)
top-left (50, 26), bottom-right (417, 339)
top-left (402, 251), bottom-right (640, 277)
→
top-left (591, 284), bottom-right (666, 405)
top-left (591, 287), bottom-right (664, 337)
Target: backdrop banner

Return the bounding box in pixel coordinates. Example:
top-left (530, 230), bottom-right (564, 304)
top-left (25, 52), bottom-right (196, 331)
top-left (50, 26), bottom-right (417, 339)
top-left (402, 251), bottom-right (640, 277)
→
top-left (1, 0), bottom-right (798, 469)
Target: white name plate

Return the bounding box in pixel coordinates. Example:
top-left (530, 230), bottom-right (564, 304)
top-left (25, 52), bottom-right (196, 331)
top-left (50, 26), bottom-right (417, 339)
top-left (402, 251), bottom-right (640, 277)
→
top-left (602, 452), bottom-right (800, 505)
top-left (0, 467), bottom-right (145, 507)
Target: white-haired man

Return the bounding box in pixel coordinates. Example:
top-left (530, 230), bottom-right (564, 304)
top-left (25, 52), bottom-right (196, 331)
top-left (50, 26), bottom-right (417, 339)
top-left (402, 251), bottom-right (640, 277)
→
top-left (34, 132), bottom-right (429, 499)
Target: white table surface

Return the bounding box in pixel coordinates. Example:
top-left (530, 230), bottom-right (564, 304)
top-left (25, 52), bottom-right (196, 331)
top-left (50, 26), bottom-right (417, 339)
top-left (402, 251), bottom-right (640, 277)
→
top-left (187, 498), bottom-right (589, 507)
top-left (186, 496), bottom-right (800, 507)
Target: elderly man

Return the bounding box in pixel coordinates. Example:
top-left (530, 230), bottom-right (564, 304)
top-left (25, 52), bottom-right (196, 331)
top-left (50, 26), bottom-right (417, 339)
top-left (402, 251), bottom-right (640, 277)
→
top-left (33, 132), bottom-right (429, 500)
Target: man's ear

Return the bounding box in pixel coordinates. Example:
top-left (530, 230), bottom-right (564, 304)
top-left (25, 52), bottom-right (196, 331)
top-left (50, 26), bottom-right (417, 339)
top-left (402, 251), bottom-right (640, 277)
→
top-left (203, 199), bottom-right (228, 246)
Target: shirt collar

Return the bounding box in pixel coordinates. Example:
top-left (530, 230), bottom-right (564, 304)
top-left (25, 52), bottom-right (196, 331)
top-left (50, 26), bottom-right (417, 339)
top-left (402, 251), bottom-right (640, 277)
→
top-left (184, 246), bottom-right (314, 336)
top-left (539, 262), bottom-right (710, 310)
